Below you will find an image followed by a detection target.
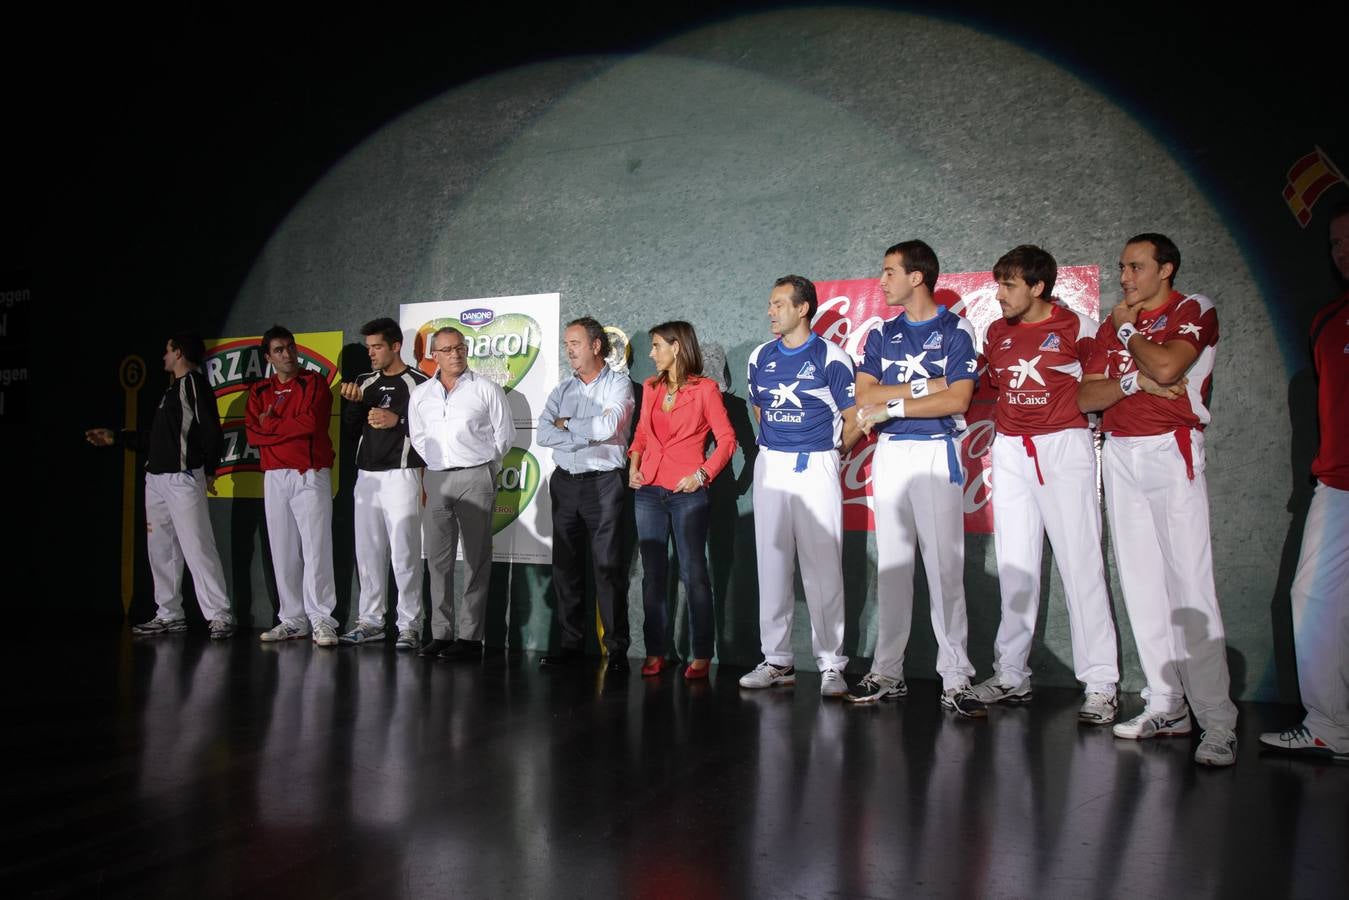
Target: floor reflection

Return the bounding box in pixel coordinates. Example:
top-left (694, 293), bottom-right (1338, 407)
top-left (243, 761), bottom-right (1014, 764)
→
top-left (1, 634), bottom-right (1345, 898)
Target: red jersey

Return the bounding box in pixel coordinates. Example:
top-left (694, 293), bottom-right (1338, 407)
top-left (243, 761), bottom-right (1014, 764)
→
top-left (245, 369), bottom-right (336, 472)
top-left (1089, 291), bottom-right (1219, 436)
top-left (1311, 291), bottom-right (1349, 489)
top-left (982, 303), bottom-right (1097, 436)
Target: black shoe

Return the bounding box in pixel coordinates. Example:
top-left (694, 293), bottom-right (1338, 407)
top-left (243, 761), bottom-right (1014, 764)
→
top-left (437, 639), bottom-right (483, 662)
top-left (418, 638), bottom-right (455, 658)
top-left (540, 648), bottom-right (584, 668)
top-left (605, 656), bottom-right (630, 674)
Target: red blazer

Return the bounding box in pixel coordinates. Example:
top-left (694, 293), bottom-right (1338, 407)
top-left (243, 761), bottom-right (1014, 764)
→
top-left (629, 375), bottom-right (736, 489)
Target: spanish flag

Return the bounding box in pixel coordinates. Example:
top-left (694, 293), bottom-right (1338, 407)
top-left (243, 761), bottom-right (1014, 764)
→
top-left (1283, 146), bottom-right (1345, 227)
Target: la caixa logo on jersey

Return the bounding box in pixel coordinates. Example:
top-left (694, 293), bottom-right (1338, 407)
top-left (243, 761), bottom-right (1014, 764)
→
top-left (411, 309), bottom-right (542, 392)
top-left (812, 267), bottom-right (1098, 534)
top-left (202, 332), bottom-right (343, 488)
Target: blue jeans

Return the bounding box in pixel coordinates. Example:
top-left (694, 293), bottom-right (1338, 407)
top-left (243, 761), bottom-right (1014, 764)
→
top-left (634, 485), bottom-right (714, 659)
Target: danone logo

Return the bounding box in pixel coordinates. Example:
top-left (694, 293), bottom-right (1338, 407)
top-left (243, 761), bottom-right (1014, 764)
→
top-left (413, 314), bottom-right (541, 391)
top-left (460, 308), bottom-right (495, 327)
top-left (204, 338), bottom-right (338, 398)
top-left (492, 448), bottom-right (540, 534)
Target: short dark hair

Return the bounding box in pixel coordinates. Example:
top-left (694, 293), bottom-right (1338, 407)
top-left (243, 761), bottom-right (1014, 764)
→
top-left (260, 324), bottom-right (295, 354)
top-left (649, 320), bottom-right (704, 384)
top-left (1126, 233), bottom-right (1181, 284)
top-left (169, 332), bottom-right (206, 366)
top-left (360, 317), bottom-right (403, 347)
top-left (884, 240), bottom-right (940, 293)
top-left (431, 326), bottom-right (464, 346)
top-left (567, 316), bottom-right (611, 358)
top-left (993, 245), bottom-right (1057, 298)
top-left (772, 275), bottom-right (818, 321)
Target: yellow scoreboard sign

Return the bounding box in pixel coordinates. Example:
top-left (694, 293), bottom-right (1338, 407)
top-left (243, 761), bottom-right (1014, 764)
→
top-left (203, 331), bottom-right (343, 499)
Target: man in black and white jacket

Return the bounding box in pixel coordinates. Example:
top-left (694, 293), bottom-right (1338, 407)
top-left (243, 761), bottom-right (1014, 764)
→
top-left (338, 318), bottom-right (430, 649)
top-left (87, 332), bottom-right (234, 638)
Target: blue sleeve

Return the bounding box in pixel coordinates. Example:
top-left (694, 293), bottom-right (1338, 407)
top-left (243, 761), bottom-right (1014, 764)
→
top-left (946, 319), bottom-right (979, 384)
top-left (535, 381), bottom-right (586, 451)
top-left (746, 352), bottom-right (762, 410)
top-left (825, 347), bottom-right (856, 410)
top-left (857, 327), bottom-right (885, 381)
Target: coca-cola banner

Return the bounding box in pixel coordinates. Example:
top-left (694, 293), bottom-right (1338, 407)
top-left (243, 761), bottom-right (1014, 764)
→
top-left (813, 267), bottom-right (1100, 533)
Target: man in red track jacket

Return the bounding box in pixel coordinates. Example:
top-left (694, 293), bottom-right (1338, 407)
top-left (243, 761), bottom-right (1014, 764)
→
top-left (245, 324), bottom-right (340, 647)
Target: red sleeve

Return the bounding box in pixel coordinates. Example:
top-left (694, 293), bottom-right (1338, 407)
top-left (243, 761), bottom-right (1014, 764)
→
top-left (1170, 297), bottom-right (1218, 353)
top-left (697, 379), bottom-right (737, 481)
top-left (628, 377), bottom-right (655, 457)
top-left (1075, 332), bottom-right (1101, 374)
top-left (244, 382), bottom-right (268, 445)
top-left (1084, 320), bottom-right (1114, 376)
top-left (248, 374), bottom-right (331, 445)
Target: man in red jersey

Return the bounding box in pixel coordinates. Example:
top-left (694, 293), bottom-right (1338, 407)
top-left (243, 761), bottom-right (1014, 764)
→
top-left (1260, 203), bottom-right (1349, 762)
top-left (1080, 233), bottom-right (1238, 767)
top-left (969, 245), bottom-right (1120, 725)
top-left (245, 325), bottom-right (340, 647)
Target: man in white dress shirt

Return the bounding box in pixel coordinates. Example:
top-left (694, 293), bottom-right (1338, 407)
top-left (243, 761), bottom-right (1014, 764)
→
top-left (408, 326), bottom-right (516, 661)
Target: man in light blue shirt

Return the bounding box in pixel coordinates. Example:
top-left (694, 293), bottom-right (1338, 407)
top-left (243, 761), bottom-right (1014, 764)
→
top-left (536, 316), bottom-right (635, 671)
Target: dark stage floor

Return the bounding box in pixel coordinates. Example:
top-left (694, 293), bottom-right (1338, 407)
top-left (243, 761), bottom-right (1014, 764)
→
top-left (4, 631), bottom-right (1345, 899)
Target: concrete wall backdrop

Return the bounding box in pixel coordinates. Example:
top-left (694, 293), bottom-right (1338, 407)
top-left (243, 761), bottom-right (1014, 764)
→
top-left (5, 5), bottom-right (1346, 701)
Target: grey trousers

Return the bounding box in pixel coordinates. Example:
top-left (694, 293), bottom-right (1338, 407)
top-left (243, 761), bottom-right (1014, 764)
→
top-left (423, 463), bottom-right (498, 641)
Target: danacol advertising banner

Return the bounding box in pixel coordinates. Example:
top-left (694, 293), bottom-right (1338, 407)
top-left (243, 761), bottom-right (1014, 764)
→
top-left (400, 294), bottom-right (560, 564)
top-left (812, 268), bottom-right (1100, 534)
top-left (203, 331), bottom-right (344, 499)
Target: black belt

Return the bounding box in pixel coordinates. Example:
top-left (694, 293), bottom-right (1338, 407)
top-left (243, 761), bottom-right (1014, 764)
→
top-left (556, 468), bottom-right (622, 481)
top-left (438, 462), bottom-right (488, 472)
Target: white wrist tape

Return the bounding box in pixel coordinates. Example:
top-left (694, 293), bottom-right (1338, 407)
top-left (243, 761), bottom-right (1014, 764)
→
top-left (1119, 371), bottom-right (1140, 396)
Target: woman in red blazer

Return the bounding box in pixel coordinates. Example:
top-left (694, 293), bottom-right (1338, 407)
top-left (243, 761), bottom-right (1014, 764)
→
top-left (628, 321), bottom-right (737, 679)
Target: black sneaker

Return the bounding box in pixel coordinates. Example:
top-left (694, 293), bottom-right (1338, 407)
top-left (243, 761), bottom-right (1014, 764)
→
top-left (540, 647), bottom-right (584, 668)
top-left (844, 672), bottom-right (907, 704)
top-left (132, 617), bottom-right (188, 636)
top-left (942, 685), bottom-right (988, 718)
top-left (437, 639), bottom-right (483, 662)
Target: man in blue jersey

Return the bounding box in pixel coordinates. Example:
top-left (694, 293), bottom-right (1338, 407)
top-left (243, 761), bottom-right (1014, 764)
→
top-left (848, 240), bottom-right (985, 716)
top-left (739, 275), bottom-right (862, 697)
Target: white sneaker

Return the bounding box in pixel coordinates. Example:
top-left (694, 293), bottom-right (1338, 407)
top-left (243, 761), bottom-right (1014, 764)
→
top-left (1078, 692), bottom-right (1119, 725)
top-left (1194, 729), bottom-right (1237, 767)
top-left (1112, 702), bottom-right (1192, 740)
top-left (819, 667), bottom-right (847, 697)
top-left (395, 629), bottom-right (420, 650)
top-left (208, 619), bottom-right (235, 640)
top-left (969, 676), bottom-right (1032, 705)
top-left (260, 621), bottom-right (310, 642)
top-left (313, 622), bottom-right (338, 647)
top-left (1258, 725), bottom-right (1349, 761)
top-left (739, 661), bottom-right (796, 689)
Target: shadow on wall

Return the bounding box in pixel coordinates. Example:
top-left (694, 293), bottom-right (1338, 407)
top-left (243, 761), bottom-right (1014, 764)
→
top-left (1264, 365), bottom-right (1319, 702)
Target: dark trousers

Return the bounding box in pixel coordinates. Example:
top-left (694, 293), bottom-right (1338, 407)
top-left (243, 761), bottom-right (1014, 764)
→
top-left (550, 468), bottom-right (630, 655)
top-left (634, 484), bottom-right (714, 659)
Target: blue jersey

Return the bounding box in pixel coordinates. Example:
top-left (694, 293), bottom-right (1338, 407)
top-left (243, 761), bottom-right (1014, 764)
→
top-left (748, 333), bottom-right (856, 451)
top-left (857, 306), bottom-right (978, 439)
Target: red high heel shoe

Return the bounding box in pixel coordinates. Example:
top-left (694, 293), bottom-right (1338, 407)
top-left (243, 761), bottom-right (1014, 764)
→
top-left (683, 660), bottom-right (710, 680)
top-left (641, 657), bottom-right (664, 677)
